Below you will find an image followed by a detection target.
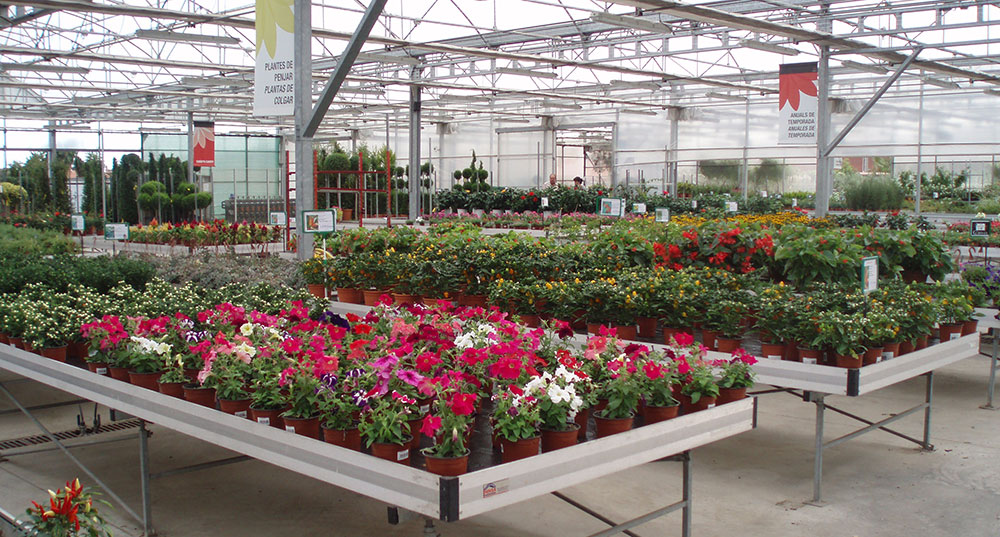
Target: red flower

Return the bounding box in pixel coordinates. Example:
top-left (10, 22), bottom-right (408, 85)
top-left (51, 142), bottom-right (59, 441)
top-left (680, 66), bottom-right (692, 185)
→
top-left (643, 361), bottom-right (664, 380)
top-left (449, 392), bottom-right (477, 416)
top-left (420, 415), bottom-right (442, 437)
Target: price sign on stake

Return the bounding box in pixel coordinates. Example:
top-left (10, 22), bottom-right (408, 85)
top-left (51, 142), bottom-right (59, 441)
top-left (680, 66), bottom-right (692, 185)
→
top-left (861, 256), bottom-right (878, 295)
top-left (655, 208), bottom-right (671, 222)
top-left (104, 223), bottom-right (129, 241)
top-left (598, 198), bottom-right (625, 217)
top-left (632, 202), bottom-right (646, 214)
top-left (970, 219), bottom-right (991, 237)
top-left (301, 210), bottom-right (337, 234)
top-left (727, 201), bottom-right (738, 213)
top-left (71, 214), bottom-right (85, 232)
top-left (540, 197), bottom-right (549, 209)
top-left (269, 212), bottom-right (287, 226)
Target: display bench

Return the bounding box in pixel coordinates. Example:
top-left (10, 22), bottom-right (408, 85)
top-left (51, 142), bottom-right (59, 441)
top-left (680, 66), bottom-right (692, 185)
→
top-left (974, 307), bottom-right (1000, 410)
top-left (707, 333), bottom-right (981, 503)
top-left (0, 341), bottom-right (756, 537)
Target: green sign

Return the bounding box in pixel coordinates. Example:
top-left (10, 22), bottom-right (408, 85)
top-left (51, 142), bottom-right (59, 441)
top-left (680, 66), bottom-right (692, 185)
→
top-left (861, 256), bottom-right (878, 295)
top-left (301, 210), bottom-right (337, 234)
top-left (598, 198), bottom-right (624, 217)
top-left (971, 219), bottom-right (991, 237)
top-left (104, 223), bottom-right (129, 241)
top-left (71, 213), bottom-right (85, 232)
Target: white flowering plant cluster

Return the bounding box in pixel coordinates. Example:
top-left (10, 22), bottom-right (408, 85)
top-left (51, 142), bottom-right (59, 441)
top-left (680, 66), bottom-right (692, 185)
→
top-left (122, 335), bottom-right (172, 374)
top-left (523, 364), bottom-right (587, 431)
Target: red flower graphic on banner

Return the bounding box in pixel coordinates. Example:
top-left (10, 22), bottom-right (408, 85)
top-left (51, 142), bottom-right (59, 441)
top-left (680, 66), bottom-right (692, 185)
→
top-left (778, 71), bottom-right (818, 111)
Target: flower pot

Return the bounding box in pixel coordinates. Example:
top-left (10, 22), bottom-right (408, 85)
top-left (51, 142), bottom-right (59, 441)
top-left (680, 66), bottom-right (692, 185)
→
top-left (499, 435), bottom-right (540, 463)
top-left (68, 341), bottom-right (88, 360)
top-left (87, 362), bottom-right (110, 376)
top-left (424, 451), bottom-right (470, 476)
top-left (643, 404), bottom-right (679, 425)
top-left (183, 385), bottom-right (217, 408)
top-left (362, 289), bottom-right (388, 306)
top-left (834, 353), bottom-right (862, 369)
top-left (109, 366), bottom-right (131, 382)
top-left (574, 407), bottom-right (590, 441)
top-left (715, 336), bottom-right (742, 353)
top-left (586, 323), bottom-right (605, 335)
top-left (128, 370), bottom-right (162, 390)
top-left (915, 335), bottom-right (928, 350)
top-left (677, 394), bottom-right (717, 414)
top-left (463, 294), bottom-right (488, 308)
top-left (661, 327), bottom-right (688, 345)
top-left (701, 329), bottom-right (720, 351)
top-left (8, 337), bottom-right (23, 349)
top-left (157, 381), bottom-right (186, 399)
top-left (249, 406), bottom-right (286, 429)
top-left (637, 317), bottom-right (657, 339)
top-left (938, 323), bottom-right (963, 342)
top-left (283, 415), bottom-right (321, 439)
top-left (0, 332), bottom-right (8, 345)
top-left (795, 347), bottom-right (822, 365)
top-left (716, 387), bottom-right (748, 405)
top-left (899, 340), bottom-right (915, 355)
top-left (613, 325), bottom-right (638, 341)
top-left (306, 283), bottom-right (327, 299)
top-left (518, 313), bottom-right (541, 328)
top-left (569, 310), bottom-right (588, 331)
top-left (961, 319), bottom-right (979, 336)
top-left (392, 293), bottom-right (419, 306)
top-left (40, 345), bottom-right (68, 363)
top-left (863, 346), bottom-right (884, 366)
top-left (901, 269), bottom-right (927, 283)
top-left (594, 413), bottom-right (634, 438)
top-left (322, 426), bottom-right (362, 451)
top-left (218, 398), bottom-right (252, 418)
top-left (541, 424), bottom-right (580, 452)
top-left (371, 438), bottom-right (412, 465)
top-left (184, 368), bottom-right (201, 383)
top-left (760, 342), bottom-right (786, 361)
top-left (336, 287), bottom-right (364, 304)
top-left (882, 342), bottom-right (900, 361)
top-left (23, 341), bottom-right (35, 353)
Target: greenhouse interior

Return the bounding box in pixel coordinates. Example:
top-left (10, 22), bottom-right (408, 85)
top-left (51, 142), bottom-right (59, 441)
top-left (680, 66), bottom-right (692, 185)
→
top-left (1, 0), bottom-right (1000, 536)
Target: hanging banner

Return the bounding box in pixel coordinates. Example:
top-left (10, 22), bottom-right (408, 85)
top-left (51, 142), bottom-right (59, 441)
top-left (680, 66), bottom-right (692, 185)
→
top-left (193, 121), bottom-right (215, 167)
top-left (254, 0), bottom-right (295, 116)
top-left (778, 62), bottom-right (818, 145)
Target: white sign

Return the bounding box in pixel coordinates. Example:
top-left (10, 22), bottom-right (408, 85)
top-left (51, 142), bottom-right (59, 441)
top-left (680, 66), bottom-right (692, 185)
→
top-left (778, 62), bottom-right (818, 145)
top-left (691, 199), bottom-right (698, 209)
top-left (302, 210), bottom-right (337, 234)
top-left (727, 201), bottom-right (739, 213)
top-left (862, 256), bottom-right (878, 295)
top-left (598, 198), bottom-right (624, 217)
top-left (71, 214), bottom-right (85, 232)
top-left (254, 0), bottom-right (295, 116)
top-left (269, 211), bottom-right (287, 226)
top-left (632, 203), bottom-right (647, 214)
top-left (104, 223), bottom-right (129, 241)
top-left (655, 208), bottom-right (670, 223)
top-left (792, 198), bottom-right (798, 207)
top-left (540, 197), bottom-right (549, 208)
top-left (760, 190), bottom-right (768, 198)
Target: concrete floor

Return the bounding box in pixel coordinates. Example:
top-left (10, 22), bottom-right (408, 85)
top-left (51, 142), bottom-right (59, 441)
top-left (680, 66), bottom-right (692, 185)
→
top-left (1, 352), bottom-right (999, 537)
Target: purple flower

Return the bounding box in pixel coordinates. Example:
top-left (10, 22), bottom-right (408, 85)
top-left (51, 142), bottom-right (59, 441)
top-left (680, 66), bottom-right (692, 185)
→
top-left (507, 407), bottom-right (519, 417)
top-left (319, 311), bottom-right (351, 329)
top-left (320, 373), bottom-right (338, 391)
top-left (347, 368), bottom-right (365, 378)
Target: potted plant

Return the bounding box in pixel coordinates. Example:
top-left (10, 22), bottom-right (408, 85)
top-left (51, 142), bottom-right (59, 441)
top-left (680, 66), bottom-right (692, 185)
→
top-left (676, 360), bottom-right (719, 414)
top-left (702, 297), bottom-right (748, 352)
top-left (593, 354), bottom-right (640, 437)
top-left (810, 310), bottom-right (866, 368)
top-left (210, 353), bottom-right (253, 418)
top-left (637, 353), bottom-right (680, 424)
top-left (300, 257), bottom-right (327, 299)
top-left (419, 390), bottom-right (477, 476)
top-left (157, 356), bottom-right (189, 398)
top-left (121, 335), bottom-right (171, 390)
top-left (491, 385), bottom-right (541, 463)
top-left (279, 365), bottom-right (323, 438)
top-left (317, 369), bottom-right (367, 451)
top-left (523, 365), bottom-right (586, 452)
top-left (24, 479), bottom-right (113, 537)
top-left (359, 392), bottom-right (415, 465)
top-left (713, 349), bottom-right (757, 404)
top-left (249, 358), bottom-right (288, 429)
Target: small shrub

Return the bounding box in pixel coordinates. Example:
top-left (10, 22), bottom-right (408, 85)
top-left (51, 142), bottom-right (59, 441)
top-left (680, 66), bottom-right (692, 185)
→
top-left (842, 176), bottom-right (904, 211)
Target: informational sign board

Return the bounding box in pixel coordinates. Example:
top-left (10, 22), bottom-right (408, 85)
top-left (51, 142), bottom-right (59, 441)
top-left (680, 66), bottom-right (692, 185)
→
top-left (269, 212), bottom-right (287, 226)
top-left (104, 223), bottom-right (129, 241)
top-left (778, 62), bottom-right (818, 145)
top-left (540, 197), bottom-right (549, 209)
top-left (632, 203), bottom-right (647, 214)
top-left (655, 208), bottom-right (671, 223)
top-left (861, 256), bottom-right (878, 295)
top-left (727, 201), bottom-right (739, 213)
top-left (302, 210), bottom-right (337, 234)
top-left (598, 198), bottom-right (625, 217)
top-left (691, 199), bottom-right (698, 209)
top-left (71, 213), bottom-right (85, 232)
top-left (253, 0), bottom-right (295, 116)
top-left (193, 121), bottom-right (215, 167)
top-left (971, 219), bottom-right (991, 237)
top-left (792, 198), bottom-right (798, 208)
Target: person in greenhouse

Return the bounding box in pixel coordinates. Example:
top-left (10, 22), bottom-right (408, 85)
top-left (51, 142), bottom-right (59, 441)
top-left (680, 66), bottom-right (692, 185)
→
top-left (549, 173), bottom-right (558, 187)
top-left (573, 176), bottom-right (584, 188)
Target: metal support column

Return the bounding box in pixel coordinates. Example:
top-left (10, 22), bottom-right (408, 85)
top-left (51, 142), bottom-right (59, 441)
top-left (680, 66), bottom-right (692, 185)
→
top-left (48, 127), bottom-right (56, 206)
top-left (293, 0), bottom-right (313, 260)
top-left (139, 421), bottom-right (154, 536)
top-left (740, 99), bottom-right (749, 199)
top-left (408, 81), bottom-right (422, 219)
top-left (681, 450), bottom-right (692, 537)
top-left (922, 372), bottom-right (934, 450)
top-left (814, 46), bottom-right (831, 217)
top-left (187, 112), bottom-right (195, 185)
top-left (983, 327), bottom-right (998, 410)
top-left (812, 392), bottom-right (825, 503)
top-left (915, 84), bottom-right (925, 214)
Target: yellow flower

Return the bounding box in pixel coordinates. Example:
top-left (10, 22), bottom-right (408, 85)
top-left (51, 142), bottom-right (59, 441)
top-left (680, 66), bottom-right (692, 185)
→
top-left (255, 0), bottom-right (294, 58)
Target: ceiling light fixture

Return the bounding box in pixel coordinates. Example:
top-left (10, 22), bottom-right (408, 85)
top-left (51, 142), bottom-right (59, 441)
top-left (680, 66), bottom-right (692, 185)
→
top-left (135, 30), bottom-right (240, 46)
top-left (738, 39), bottom-right (799, 56)
top-left (590, 12), bottom-right (672, 34)
top-left (840, 60), bottom-right (889, 75)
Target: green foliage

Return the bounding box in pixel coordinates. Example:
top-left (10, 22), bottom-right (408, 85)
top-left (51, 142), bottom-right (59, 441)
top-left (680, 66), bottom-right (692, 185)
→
top-left (0, 224), bottom-right (77, 256)
top-left (698, 159), bottom-right (741, 188)
top-left (842, 175), bottom-right (904, 211)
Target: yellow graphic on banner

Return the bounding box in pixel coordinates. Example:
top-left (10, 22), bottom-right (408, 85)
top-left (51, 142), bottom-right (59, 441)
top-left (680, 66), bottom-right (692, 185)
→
top-left (256, 0), bottom-right (294, 59)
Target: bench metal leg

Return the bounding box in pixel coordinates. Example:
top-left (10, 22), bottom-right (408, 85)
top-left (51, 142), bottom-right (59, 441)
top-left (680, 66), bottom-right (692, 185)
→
top-left (139, 421), bottom-right (155, 536)
top-left (922, 372), bottom-right (934, 451)
top-left (812, 394), bottom-right (825, 504)
top-left (983, 327), bottom-right (998, 410)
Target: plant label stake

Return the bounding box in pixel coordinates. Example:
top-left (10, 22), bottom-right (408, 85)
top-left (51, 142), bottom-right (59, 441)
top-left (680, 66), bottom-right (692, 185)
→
top-left (971, 219), bottom-right (991, 263)
top-left (71, 213), bottom-right (85, 254)
top-left (655, 208), bottom-right (670, 223)
top-left (104, 223), bottom-right (129, 256)
top-left (861, 256), bottom-right (878, 295)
